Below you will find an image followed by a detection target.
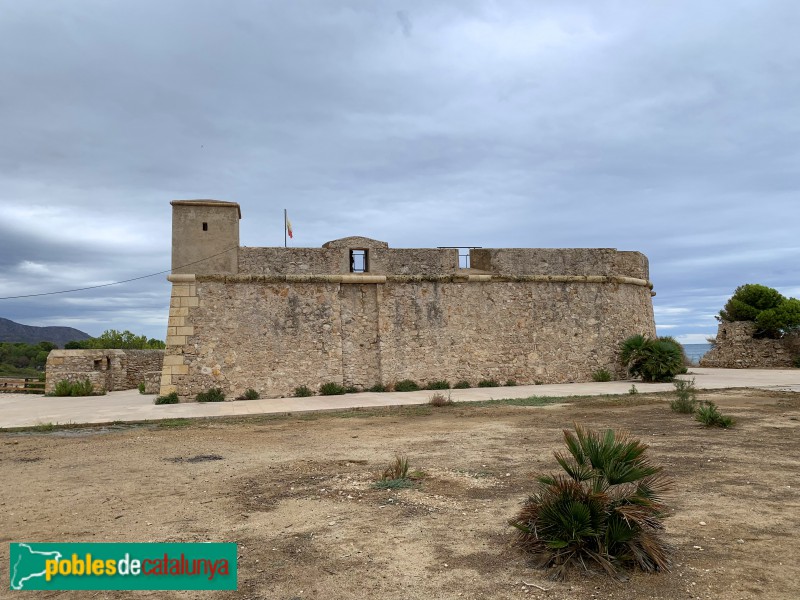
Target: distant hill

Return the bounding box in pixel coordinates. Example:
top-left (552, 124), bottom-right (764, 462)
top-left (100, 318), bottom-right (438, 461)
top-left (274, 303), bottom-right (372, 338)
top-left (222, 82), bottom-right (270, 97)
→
top-left (0, 317), bottom-right (91, 348)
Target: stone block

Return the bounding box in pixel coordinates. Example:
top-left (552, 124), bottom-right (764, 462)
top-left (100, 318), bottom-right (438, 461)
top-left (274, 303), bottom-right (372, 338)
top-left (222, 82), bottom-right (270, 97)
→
top-left (163, 355), bottom-right (186, 367)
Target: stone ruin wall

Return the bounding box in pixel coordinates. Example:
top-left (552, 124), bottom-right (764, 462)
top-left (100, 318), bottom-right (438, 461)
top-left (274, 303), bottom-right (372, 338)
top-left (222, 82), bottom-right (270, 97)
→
top-left (160, 247), bottom-right (656, 401)
top-left (46, 349), bottom-right (164, 394)
top-left (700, 321), bottom-right (799, 368)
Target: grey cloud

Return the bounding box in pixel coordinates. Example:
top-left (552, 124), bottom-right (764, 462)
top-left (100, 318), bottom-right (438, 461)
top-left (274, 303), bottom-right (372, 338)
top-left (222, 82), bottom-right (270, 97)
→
top-left (1, 1), bottom-right (799, 341)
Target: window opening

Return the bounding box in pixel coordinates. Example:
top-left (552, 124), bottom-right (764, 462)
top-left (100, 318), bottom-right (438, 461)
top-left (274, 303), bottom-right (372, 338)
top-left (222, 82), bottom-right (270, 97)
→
top-left (437, 246), bottom-right (482, 269)
top-left (350, 249), bottom-right (368, 273)
top-left (202, 222), bottom-right (208, 231)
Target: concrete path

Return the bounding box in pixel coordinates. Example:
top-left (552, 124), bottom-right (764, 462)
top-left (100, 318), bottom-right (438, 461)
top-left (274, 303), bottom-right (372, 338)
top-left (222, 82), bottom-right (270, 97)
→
top-left (1, 368), bottom-right (799, 429)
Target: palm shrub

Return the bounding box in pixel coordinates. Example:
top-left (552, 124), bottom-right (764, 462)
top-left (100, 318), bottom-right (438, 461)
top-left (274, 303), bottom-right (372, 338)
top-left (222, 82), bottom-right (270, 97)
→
top-left (620, 335), bottom-right (684, 382)
top-left (510, 424), bottom-right (672, 580)
top-left (453, 380), bottom-right (471, 389)
top-left (294, 385), bottom-right (313, 397)
top-left (478, 379), bottom-right (499, 387)
top-left (592, 369), bottom-right (612, 382)
top-left (696, 402), bottom-right (733, 428)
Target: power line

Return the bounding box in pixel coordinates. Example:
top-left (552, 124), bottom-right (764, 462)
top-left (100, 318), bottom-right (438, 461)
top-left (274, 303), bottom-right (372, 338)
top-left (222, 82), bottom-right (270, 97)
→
top-left (0, 247), bottom-right (239, 301)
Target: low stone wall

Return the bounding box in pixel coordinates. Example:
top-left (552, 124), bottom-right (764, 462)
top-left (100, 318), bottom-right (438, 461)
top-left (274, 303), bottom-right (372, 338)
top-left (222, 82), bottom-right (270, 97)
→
top-left (46, 349), bottom-right (165, 394)
top-left (123, 350), bottom-right (165, 389)
top-left (143, 371), bottom-right (162, 394)
top-left (700, 322), bottom-right (799, 368)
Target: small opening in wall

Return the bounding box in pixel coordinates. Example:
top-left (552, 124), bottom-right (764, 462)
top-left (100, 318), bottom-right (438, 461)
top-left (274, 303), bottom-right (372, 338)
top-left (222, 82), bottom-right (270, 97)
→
top-left (93, 359), bottom-right (103, 371)
top-left (350, 249), bottom-right (368, 273)
top-left (202, 222), bottom-right (208, 231)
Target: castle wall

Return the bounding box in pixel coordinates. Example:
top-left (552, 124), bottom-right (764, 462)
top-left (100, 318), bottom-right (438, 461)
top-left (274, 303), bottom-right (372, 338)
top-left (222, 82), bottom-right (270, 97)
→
top-left (162, 201), bottom-right (657, 401)
top-left (238, 247), bottom-right (459, 276)
top-left (160, 272), bottom-right (655, 400)
top-left (700, 322), bottom-right (799, 368)
top-left (470, 248), bottom-right (649, 279)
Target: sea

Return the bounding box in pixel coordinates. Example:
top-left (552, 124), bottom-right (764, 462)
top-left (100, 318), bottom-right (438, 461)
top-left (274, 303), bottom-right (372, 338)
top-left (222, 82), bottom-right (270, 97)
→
top-left (683, 343), bottom-right (712, 365)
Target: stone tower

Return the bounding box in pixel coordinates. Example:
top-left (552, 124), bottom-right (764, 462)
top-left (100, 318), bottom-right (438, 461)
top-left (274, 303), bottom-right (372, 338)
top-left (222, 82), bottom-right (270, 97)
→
top-left (170, 200), bottom-right (241, 275)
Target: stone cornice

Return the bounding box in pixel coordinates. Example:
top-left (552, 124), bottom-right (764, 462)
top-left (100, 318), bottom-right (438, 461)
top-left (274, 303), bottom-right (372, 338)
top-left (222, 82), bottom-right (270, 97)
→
top-left (191, 273), bottom-right (653, 288)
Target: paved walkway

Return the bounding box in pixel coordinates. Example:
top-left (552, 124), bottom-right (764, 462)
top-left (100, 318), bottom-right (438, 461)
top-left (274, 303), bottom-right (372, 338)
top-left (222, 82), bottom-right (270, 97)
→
top-left (1, 368), bottom-right (799, 429)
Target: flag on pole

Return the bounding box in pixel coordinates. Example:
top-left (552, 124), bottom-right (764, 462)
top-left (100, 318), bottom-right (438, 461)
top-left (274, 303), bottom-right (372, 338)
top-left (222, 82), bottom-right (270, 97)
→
top-left (285, 212), bottom-right (293, 239)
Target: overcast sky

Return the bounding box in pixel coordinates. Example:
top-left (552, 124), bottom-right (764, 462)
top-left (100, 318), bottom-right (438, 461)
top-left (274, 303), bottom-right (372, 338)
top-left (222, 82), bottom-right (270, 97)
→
top-left (1, 1), bottom-right (798, 344)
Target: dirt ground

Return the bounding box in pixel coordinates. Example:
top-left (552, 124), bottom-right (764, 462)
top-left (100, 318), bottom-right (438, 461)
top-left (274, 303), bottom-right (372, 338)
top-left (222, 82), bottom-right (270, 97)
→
top-left (1, 389), bottom-right (799, 600)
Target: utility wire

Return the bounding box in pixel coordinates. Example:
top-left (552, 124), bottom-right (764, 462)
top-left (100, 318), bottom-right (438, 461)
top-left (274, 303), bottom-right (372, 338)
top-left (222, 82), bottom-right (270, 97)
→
top-left (0, 246), bottom-right (239, 300)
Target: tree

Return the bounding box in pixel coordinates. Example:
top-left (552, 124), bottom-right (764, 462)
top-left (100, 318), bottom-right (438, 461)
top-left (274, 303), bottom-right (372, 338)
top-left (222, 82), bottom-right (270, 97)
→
top-left (64, 330), bottom-right (166, 350)
top-left (718, 284), bottom-right (800, 338)
top-left (719, 284), bottom-right (784, 322)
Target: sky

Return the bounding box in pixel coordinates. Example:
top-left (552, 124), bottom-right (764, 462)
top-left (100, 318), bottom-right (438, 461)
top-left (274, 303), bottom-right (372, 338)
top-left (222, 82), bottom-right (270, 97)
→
top-left (1, 1), bottom-right (798, 344)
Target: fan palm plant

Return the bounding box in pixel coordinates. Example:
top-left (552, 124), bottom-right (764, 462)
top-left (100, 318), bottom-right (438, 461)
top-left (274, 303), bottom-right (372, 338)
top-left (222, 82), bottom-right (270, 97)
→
top-left (510, 425), bottom-right (672, 580)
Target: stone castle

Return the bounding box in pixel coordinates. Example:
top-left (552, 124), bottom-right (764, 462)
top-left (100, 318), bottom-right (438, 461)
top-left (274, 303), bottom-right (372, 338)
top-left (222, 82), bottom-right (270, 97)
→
top-left (159, 200), bottom-right (657, 400)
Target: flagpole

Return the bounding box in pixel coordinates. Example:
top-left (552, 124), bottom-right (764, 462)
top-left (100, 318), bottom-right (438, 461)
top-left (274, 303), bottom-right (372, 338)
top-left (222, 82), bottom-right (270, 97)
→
top-left (284, 208), bottom-right (287, 248)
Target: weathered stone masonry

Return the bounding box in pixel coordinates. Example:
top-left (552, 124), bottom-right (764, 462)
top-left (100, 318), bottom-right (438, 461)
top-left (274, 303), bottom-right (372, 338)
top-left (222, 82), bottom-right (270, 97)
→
top-left (700, 321), bottom-right (799, 368)
top-left (160, 200), bottom-right (657, 401)
top-left (46, 349), bottom-right (164, 394)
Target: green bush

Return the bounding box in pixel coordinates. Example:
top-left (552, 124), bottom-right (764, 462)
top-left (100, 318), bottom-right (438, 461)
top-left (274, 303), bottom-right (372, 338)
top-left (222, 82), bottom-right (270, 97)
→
top-left (155, 392), bottom-right (179, 405)
top-left (294, 385), bottom-right (314, 397)
top-left (453, 380), bottom-right (471, 389)
top-left (620, 335), bottom-right (684, 382)
top-left (696, 402), bottom-right (734, 428)
top-left (505, 379), bottom-right (517, 386)
top-left (509, 424), bottom-right (671, 580)
top-left (51, 379), bottom-right (98, 397)
top-left (319, 382), bottom-right (346, 395)
top-left (394, 379), bottom-right (420, 392)
top-left (138, 381), bottom-right (146, 394)
top-left (478, 379), bottom-right (499, 388)
top-left (628, 384), bottom-right (638, 395)
top-left (196, 387), bottom-right (225, 403)
top-left (52, 379), bottom-right (73, 397)
top-left (243, 388), bottom-right (260, 400)
top-left (368, 383), bottom-right (387, 393)
top-left (671, 379), bottom-right (698, 414)
top-left (425, 380), bottom-right (450, 390)
top-left (794, 355), bottom-right (800, 369)
top-left (591, 369), bottom-right (612, 382)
